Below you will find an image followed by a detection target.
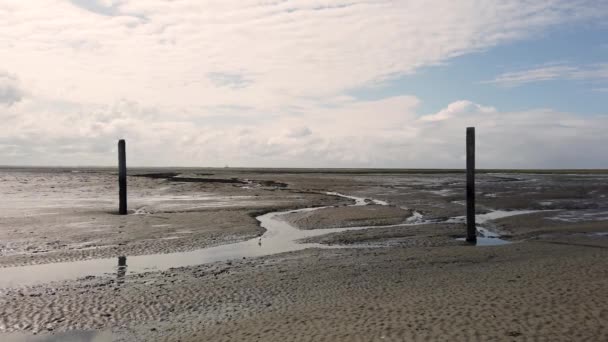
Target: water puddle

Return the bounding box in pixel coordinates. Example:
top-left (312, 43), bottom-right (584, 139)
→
top-left (405, 211), bottom-right (424, 223)
top-left (159, 236), bottom-right (181, 240)
top-left (446, 210), bottom-right (540, 225)
top-left (450, 210), bottom-right (542, 246)
top-left (3, 330), bottom-right (112, 342)
top-left (456, 237), bottom-right (511, 246)
top-left (428, 189), bottom-right (452, 197)
top-left (327, 192), bottom-right (389, 206)
top-left (325, 192), bottom-right (368, 205)
top-left (547, 209), bottom-right (608, 223)
top-left (0, 193), bottom-right (390, 288)
top-left (0, 193), bottom-right (537, 288)
top-left (456, 223), bottom-right (512, 246)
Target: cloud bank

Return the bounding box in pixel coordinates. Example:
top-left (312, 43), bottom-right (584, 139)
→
top-left (486, 63), bottom-right (608, 87)
top-left (3, 92), bottom-right (608, 168)
top-left (1, 1), bottom-right (607, 168)
top-left (0, 71), bottom-right (23, 106)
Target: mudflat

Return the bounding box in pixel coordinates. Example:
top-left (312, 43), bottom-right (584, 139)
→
top-left (0, 168), bottom-right (606, 341)
top-left (278, 204), bottom-right (413, 230)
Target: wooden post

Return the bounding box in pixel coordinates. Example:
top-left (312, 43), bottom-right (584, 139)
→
top-left (118, 256), bottom-right (127, 267)
top-left (466, 127), bottom-right (476, 243)
top-left (117, 256), bottom-right (127, 285)
top-left (118, 139), bottom-right (127, 215)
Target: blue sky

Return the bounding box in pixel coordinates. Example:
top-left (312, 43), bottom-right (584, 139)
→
top-left (351, 24), bottom-right (608, 116)
top-left (1, 1), bottom-right (608, 168)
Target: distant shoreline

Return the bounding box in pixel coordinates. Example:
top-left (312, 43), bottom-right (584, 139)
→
top-left (1, 166), bottom-right (608, 175)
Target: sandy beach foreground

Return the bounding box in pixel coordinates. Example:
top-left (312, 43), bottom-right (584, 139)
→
top-left (0, 168), bottom-right (607, 341)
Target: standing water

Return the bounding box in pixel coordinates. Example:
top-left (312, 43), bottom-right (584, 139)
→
top-left (0, 193), bottom-right (387, 288)
top-left (0, 193), bottom-right (534, 288)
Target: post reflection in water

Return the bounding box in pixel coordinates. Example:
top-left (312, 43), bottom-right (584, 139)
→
top-left (117, 256), bottom-right (127, 286)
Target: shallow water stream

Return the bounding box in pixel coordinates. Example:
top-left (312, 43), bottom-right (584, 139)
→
top-left (0, 193), bottom-right (381, 288)
top-left (0, 192), bottom-right (536, 289)
top-left (3, 330), bottom-right (112, 342)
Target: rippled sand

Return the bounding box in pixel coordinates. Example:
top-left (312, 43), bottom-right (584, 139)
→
top-left (1, 168), bottom-right (607, 341)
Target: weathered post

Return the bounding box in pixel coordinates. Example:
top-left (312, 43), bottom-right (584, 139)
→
top-left (117, 256), bottom-right (127, 285)
top-left (118, 256), bottom-right (127, 267)
top-left (466, 127), bottom-right (476, 243)
top-left (118, 139), bottom-right (127, 215)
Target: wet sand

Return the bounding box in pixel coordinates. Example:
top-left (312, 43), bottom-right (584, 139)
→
top-left (0, 170), bottom-right (346, 267)
top-left (0, 168), bottom-right (607, 341)
top-left (278, 204), bottom-right (412, 230)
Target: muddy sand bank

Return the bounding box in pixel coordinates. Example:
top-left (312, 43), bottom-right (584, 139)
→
top-left (1, 240), bottom-right (606, 341)
top-left (278, 204), bottom-right (413, 230)
top-left (0, 170), bottom-right (347, 267)
top-left (1, 168), bottom-right (607, 341)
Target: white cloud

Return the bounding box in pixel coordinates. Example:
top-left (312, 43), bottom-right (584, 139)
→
top-left (0, 71), bottom-right (23, 106)
top-left (420, 101), bottom-right (496, 122)
top-left (284, 126), bottom-right (312, 138)
top-left (485, 63), bottom-right (608, 87)
top-left (1, 0), bottom-right (606, 107)
top-left (2, 94), bottom-right (607, 168)
top-left (1, 1), bottom-right (607, 167)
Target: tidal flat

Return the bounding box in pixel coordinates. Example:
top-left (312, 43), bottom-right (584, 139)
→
top-left (0, 167), bottom-right (607, 341)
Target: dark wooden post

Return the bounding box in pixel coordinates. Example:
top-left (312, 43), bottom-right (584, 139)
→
top-left (118, 139), bottom-right (127, 215)
top-left (466, 127), bottom-right (476, 243)
top-left (117, 256), bottom-right (127, 285)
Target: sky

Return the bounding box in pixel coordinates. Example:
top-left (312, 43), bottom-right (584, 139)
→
top-left (1, 0), bottom-right (608, 168)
